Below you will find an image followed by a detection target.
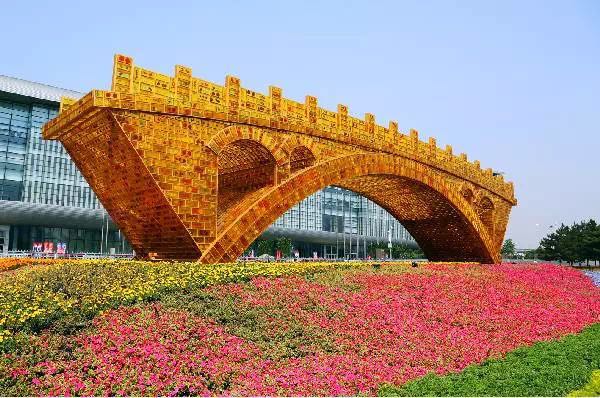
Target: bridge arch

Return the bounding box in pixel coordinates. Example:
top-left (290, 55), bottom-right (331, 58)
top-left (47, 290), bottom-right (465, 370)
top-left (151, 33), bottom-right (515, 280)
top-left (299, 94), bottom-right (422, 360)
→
top-left (475, 194), bottom-right (495, 237)
top-left (289, 146), bottom-right (316, 174)
top-left (216, 138), bottom-right (279, 227)
top-left (207, 125), bottom-right (288, 167)
top-left (42, 55), bottom-right (516, 263)
top-left (201, 152), bottom-right (497, 264)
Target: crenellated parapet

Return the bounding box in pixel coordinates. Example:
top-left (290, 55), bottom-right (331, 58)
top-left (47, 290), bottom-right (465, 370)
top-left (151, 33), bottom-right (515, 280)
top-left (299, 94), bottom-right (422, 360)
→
top-left (46, 54), bottom-right (516, 205)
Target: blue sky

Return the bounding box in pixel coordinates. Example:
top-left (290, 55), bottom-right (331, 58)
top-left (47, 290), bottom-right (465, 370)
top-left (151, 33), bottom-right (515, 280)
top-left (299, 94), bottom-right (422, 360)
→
top-left (2, 0), bottom-right (598, 248)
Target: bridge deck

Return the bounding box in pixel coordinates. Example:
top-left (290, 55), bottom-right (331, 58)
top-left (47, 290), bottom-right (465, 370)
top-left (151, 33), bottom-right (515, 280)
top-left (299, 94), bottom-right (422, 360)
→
top-left (44, 89), bottom-right (516, 205)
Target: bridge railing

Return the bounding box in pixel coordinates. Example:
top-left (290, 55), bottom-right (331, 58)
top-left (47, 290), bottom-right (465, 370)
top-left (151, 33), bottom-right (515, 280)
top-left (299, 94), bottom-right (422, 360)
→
top-left (44, 54), bottom-right (515, 204)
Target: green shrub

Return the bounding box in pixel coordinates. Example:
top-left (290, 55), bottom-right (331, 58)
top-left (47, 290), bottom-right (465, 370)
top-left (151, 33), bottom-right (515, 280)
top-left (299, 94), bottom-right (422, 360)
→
top-left (379, 323), bottom-right (600, 397)
top-left (568, 370), bottom-right (600, 397)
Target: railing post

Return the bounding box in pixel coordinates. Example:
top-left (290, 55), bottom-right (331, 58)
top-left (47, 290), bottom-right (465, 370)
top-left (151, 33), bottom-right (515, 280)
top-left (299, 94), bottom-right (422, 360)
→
top-left (305, 95), bottom-right (318, 128)
top-left (225, 75), bottom-right (241, 120)
top-left (174, 65), bottom-right (192, 104)
top-left (337, 104), bottom-right (349, 138)
top-left (111, 54), bottom-right (134, 94)
top-left (269, 86), bottom-right (282, 128)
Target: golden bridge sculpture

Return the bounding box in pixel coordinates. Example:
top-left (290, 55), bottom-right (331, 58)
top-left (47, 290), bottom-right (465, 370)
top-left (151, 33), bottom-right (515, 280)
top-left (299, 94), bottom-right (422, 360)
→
top-left (43, 54), bottom-right (517, 263)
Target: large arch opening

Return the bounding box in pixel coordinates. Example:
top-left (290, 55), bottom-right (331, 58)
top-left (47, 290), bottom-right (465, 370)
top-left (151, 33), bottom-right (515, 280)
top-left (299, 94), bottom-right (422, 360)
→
top-left (203, 153), bottom-right (496, 264)
top-left (217, 139), bottom-right (277, 226)
top-left (251, 185), bottom-right (421, 260)
top-left (336, 175), bottom-right (489, 262)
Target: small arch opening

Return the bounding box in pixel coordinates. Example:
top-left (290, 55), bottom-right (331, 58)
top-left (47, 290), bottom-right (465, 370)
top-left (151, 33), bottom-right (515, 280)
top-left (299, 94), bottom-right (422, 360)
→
top-left (289, 146), bottom-right (316, 174)
top-left (461, 187), bottom-right (474, 203)
top-left (217, 139), bottom-right (277, 221)
top-left (477, 196), bottom-right (495, 234)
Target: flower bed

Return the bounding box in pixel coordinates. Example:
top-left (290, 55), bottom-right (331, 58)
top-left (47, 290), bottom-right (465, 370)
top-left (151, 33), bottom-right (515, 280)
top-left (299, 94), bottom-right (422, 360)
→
top-left (0, 258), bottom-right (58, 274)
top-left (0, 259), bottom-right (392, 344)
top-left (2, 262), bottom-right (599, 396)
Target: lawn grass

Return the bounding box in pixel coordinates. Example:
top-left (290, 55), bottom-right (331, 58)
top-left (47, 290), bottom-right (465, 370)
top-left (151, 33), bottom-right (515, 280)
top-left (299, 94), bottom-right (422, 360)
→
top-left (379, 323), bottom-right (600, 397)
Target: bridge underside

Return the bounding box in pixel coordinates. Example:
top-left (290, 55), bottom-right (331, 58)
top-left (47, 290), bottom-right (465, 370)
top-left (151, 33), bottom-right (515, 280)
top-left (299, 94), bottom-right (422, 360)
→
top-left (337, 176), bottom-right (491, 262)
top-left (199, 153), bottom-right (498, 264)
top-left (58, 110), bottom-right (203, 260)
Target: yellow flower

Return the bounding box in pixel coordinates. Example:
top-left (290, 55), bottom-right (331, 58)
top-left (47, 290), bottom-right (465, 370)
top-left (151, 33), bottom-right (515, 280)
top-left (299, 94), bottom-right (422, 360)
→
top-left (0, 257), bottom-right (376, 335)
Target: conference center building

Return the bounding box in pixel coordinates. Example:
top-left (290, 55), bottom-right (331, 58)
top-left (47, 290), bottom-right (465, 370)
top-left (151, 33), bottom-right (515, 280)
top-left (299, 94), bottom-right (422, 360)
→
top-left (0, 75), bottom-right (415, 258)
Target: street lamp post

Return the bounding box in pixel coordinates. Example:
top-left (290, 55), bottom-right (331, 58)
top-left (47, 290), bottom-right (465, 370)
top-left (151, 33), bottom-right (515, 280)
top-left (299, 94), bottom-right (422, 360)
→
top-left (388, 227), bottom-right (392, 260)
top-left (100, 211), bottom-right (105, 255)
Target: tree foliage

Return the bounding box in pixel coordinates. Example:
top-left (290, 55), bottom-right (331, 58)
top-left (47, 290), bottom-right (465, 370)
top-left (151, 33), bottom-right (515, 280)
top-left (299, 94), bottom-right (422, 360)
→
top-left (367, 242), bottom-right (424, 259)
top-left (256, 240), bottom-right (275, 256)
top-left (501, 239), bottom-right (516, 257)
top-left (252, 238), bottom-right (292, 258)
top-left (538, 219), bottom-right (600, 265)
top-left (275, 237), bottom-right (292, 257)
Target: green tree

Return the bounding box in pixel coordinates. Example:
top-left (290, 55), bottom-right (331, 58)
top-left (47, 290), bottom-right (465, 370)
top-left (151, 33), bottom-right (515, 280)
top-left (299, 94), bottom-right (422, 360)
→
top-left (367, 242), bottom-right (424, 259)
top-left (542, 224), bottom-right (576, 264)
top-left (256, 239), bottom-right (274, 256)
top-left (581, 219), bottom-right (599, 266)
top-left (539, 220), bottom-right (600, 265)
top-left (501, 239), bottom-right (516, 258)
top-left (523, 248), bottom-right (539, 260)
top-left (590, 223), bottom-right (600, 265)
top-left (540, 225), bottom-right (563, 262)
top-left (275, 237), bottom-right (292, 258)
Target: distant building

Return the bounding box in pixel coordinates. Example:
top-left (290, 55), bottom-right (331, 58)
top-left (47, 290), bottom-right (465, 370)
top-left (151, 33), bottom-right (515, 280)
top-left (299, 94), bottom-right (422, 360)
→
top-left (0, 75), bottom-right (129, 255)
top-left (0, 76), bottom-right (415, 257)
top-left (262, 186), bottom-right (416, 258)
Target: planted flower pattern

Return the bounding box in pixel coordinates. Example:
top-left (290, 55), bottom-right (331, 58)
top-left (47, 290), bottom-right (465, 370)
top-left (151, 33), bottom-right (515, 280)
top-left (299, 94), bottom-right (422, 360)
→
top-left (4, 262), bottom-right (599, 396)
top-left (0, 259), bottom-right (367, 344)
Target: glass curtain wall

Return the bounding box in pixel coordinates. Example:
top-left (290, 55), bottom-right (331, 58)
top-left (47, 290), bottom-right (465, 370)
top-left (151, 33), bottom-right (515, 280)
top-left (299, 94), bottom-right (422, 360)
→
top-left (0, 99), bottom-right (28, 200)
top-left (274, 186), bottom-right (412, 241)
top-left (0, 96), bottom-right (127, 253)
top-left (271, 186), bottom-right (415, 258)
top-left (21, 103), bottom-right (101, 208)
